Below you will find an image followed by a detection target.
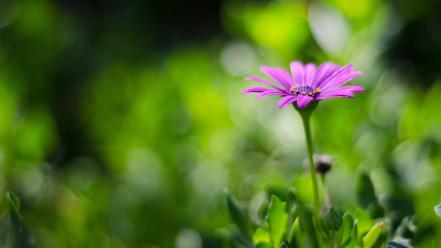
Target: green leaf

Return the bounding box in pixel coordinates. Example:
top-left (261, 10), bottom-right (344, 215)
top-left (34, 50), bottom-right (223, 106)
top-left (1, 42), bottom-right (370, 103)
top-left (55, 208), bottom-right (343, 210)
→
top-left (356, 173), bottom-right (384, 218)
top-left (367, 202), bottom-right (384, 220)
top-left (226, 193), bottom-right (253, 240)
top-left (0, 192), bottom-right (34, 248)
top-left (350, 208), bottom-right (374, 235)
top-left (287, 189), bottom-right (299, 211)
top-left (266, 195), bottom-right (289, 247)
top-left (347, 221), bottom-right (358, 247)
top-left (258, 201), bottom-right (270, 222)
top-left (340, 213), bottom-right (354, 247)
top-left (279, 241), bottom-right (289, 248)
top-left (288, 218), bottom-right (300, 248)
top-left (324, 207), bottom-right (343, 231)
top-left (253, 228), bottom-right (271, 244)
top-left (298, 207), bottom-right (319, 248)
top-left (6, 192), bottom-right (21, 216)
top-left (313, 214), bottom-right (331, 241)
top-left (362, 222), bottom-right (384, 248)
top-left (267, 185), bottom-right (290, 203)
top-left (256, 242), bottom-right (272, 248)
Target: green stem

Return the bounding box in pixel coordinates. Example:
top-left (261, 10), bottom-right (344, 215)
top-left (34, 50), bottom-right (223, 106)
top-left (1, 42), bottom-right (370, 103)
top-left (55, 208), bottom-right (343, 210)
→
top-left (300, 111), bottom-right (320, 210)
top-left (321, 175), bottom-right (331, 209)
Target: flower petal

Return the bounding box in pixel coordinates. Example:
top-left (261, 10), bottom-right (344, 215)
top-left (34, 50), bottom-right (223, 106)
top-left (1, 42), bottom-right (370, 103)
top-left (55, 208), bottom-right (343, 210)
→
top-left (296, 95), bottom-right (314, 109)
top-left (277, 95), bottom-right (297, 109)
top-left (316, 85), bottom-right (366, 99)
top-left (316, 91), bottom-right (355, 99)
top-left (312, 62), bottom-right (339, 87)
top-left (317, 64), bottom-right (353, 89)
top-left (245, 76), bottom-right (285, 91)
top-left (242, 86), bottom-right (270, 94)
top-left (321, 71), bottom-right (363, 91)
top-left (290, 61), bottom-right (304, 86)
top-left (304, 63), bottom-right (317, 86)
top-left (317, 85), bottom-right (365, 98)
top-left (337, 85), bottom-right (365, 93)
top-left (260, 66), bottom-right (292, 90)
top-left (256, 90), bottom-right (287, 99)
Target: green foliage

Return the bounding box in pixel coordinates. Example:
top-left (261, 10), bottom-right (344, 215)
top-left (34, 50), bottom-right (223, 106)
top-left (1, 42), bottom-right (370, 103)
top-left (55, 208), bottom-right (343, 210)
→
top-left (361, 222), bottom-right (384, 248)
top-left (266, 196), bottom-right (288, 246)
top-left (340, 213), bottom-right (355, 247)
top-left (5, 192), bottom-right (20, 217)
top-left (324, 207), bottom-right (343, 231)
top-left (356, 173), bottom-right (384, 219)
top-left (227, 188), bottom-right (390, 248)
top-left (0, 192), bottom-right (33, 248)
top-left (227, 194), bottom-right (253, 241)
top-left (226, 170), bottom-right (427, 248)
top-left (0, 0), bottom-right (441, 247)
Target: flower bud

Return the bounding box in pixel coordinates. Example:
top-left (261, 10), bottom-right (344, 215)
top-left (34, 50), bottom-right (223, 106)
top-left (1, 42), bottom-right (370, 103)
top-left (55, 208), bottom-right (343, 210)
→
top-left (314, 154), bottom-right (332, 175)
top-left (324, 207), bottom-right (343, 231)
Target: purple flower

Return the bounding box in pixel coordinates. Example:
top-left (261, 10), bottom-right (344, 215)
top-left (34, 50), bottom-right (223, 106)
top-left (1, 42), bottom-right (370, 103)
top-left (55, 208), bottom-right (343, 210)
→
top-left (243, 61), bottom-right (365, 109)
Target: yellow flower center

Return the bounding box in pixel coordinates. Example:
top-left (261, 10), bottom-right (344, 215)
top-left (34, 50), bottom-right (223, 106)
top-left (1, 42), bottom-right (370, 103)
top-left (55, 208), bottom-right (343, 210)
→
top-left (289, 85), bottom-right (321, 97)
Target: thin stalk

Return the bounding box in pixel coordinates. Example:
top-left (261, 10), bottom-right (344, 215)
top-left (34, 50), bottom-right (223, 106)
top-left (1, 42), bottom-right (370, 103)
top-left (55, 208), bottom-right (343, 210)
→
top-left (300, 112), bottom-right (320, 210)
top-left (321, 175), bottom-right (332, 209)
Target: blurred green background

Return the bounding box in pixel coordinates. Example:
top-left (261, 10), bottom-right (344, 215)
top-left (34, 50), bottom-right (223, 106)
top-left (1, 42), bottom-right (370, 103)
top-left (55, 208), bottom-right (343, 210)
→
top-left (0, 0), bottom-right (440, 247)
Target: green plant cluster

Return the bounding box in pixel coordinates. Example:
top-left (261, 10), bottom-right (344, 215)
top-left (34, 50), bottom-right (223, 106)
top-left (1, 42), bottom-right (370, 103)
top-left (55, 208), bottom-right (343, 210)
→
top-left (226, 172), bottom-right (420, 248)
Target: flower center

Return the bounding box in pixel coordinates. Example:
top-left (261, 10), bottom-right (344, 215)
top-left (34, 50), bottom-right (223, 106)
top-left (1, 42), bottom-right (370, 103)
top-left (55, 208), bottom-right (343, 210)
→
top-left (289, 85), bottom-right (321, 97)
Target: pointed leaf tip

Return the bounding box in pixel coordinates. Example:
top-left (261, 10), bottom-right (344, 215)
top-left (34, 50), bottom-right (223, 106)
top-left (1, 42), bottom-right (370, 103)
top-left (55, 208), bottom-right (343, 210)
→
top-left (356, 173), bottom-right (384, 218)
top-left (266, 195), bottom-right (288, 247)
top-left (6, 191), bottom-right (21, 214)
top-left (279, 241), bottom-right (289, 248)
top-left (324, 207), bottom-right (343, 231)
top-left (362, 222), bottom-right (384, 248)
top-left (288, 217), bottom-right (300, 245)
top-left (226, 194), bottom-right (253, 240)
